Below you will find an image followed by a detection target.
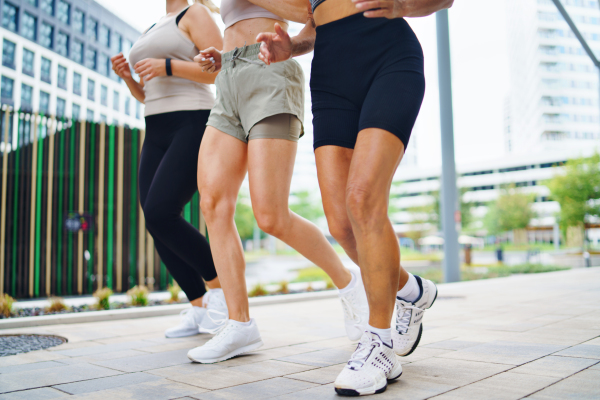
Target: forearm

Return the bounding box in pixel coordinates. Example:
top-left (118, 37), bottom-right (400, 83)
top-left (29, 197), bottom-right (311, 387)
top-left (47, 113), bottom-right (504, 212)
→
top-left (403, 0), bottom-right (454, 17)
top-left (172, 60), bottom-right (219, 84)
top-left (290, 19), bottom-right (316, 57)
top-left (124, 77), bottom-right (145, 103)
top-left (248, 0), bottom-right (309, 23)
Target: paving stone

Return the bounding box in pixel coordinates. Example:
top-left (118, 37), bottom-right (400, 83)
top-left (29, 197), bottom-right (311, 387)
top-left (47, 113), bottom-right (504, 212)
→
top-left (146, 363), bottom-right (225, 379)
top-left (67, 378), bottom-right (208, 400)
top-left (0, 387), bottom-right (68, 400)
top-left (0, 361), bottom-right (66, 374)
top-left (366, 378), bottom-right (456, 400)
top-left (194, 377), bottom-right (318, 400)
top-left (511, 355), bottom-right (599, 378)
top-left (402, 358), bottom-right (512, 387)
top-left (554, 344), bottom-right (600, 360)
top-left (398, 347), bottom-right (454, 364)
top-left (270, 383), bottom-right (339, 400)
top-left (285, 363), bottom-right (346, 384)
top-left (53, 372), bottom-right (160, 394)
top-left (276, 347), bottom-right (353, 367)
top-left (430, 371), bottom-right (559, 400)
top-left (0, 351), bottom-right (67, 368)
top-left (525, 369), bottom-right (600, 399)
top-left (92, 348), bottom-right (190, 372)
top-left (438, 341), bottom-right (567, 365)
top-left (424, 340), bottom-right (484, 351)
top-left (56, 349), bottom-right (149, 364)
top-left (583, 337), bottom-right (600, 346)
top-left (53, 340), bottom-right (156, 357)
top-left (0, 363), bottom-right (122, 393)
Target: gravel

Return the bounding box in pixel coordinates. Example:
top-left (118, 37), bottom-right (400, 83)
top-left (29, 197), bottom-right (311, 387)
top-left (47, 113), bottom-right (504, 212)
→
top-left (0, 335), bottom-right (66, 357)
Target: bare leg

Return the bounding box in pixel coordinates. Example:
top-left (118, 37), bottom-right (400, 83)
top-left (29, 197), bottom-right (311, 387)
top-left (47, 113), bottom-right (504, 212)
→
top-left (248, 138), bottom-right (352, 289)
top-left (197, 128), bottom-right (250, 322)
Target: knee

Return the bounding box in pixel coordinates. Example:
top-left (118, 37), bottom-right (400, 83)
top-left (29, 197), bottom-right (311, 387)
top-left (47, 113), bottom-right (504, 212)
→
top-left (143, 202), bottom-right (169, 233)
top-left (346, 184), bottom-right (387, 228)
top-left (254, 209), bottom-right (288, 238)
top-left (328, 217), bottom-right (355, 247)
top-left (200, 192), bottom-right (236, 224)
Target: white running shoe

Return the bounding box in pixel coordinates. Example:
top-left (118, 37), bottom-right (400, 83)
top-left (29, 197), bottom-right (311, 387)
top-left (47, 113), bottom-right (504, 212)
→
top-left (187, 319), bottom-right (264, 364)
top-left (392, 275), bottom-right (438, 356)
top-left (339, 269), bottom-right (369, 341)
top-left (198, 289), bottom-right (229, 334)
top-left (165, 306), bottom-right (206, 338)
top-left (334, 331), bottom-right (403, 396)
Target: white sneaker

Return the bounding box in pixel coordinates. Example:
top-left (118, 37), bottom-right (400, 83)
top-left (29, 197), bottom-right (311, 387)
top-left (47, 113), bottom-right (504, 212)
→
top-left (334, 331), bottom-right (403, 396)
top-left (198, 289), bottom-right (229, 334)
top-left (392, 275), bottom-right (438, 356)
top-left (165, 306), bottom-right (206, 338)
top-left (187, 319), bottom-right (263, 364)
top-left (339, 269), bottom-right (369, 341)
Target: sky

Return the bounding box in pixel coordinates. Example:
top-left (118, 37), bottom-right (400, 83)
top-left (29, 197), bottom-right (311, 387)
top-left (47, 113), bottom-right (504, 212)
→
top-left (96, 0), bottom-right (510, 171)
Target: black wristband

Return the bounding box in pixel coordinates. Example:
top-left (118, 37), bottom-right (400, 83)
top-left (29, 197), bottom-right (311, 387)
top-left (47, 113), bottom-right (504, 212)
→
top-left (166, 58), bottom-right (172, 76)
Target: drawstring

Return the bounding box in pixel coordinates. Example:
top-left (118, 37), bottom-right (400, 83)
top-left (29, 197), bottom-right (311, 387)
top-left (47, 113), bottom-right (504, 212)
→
top-left (225, 42), bottom-right (265, 68)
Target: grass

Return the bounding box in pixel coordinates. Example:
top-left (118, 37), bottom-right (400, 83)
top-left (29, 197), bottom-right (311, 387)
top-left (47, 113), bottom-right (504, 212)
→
top-left (0, 294), bottom-right (14, 318)
top-left (291, 266), bottom-right (329, 283)
top-left (168, 283), bottom-right (181, 303)
top-left (420, 263), bottom-right (570, 284)
top-left (93, 288), bottom-right (113, 310)
top-left (127, 285), bottom-right (149, 307)
top-left (46, 297), bottom-right (68, 313)
top-left (248, 283), bottom-right (268, 297)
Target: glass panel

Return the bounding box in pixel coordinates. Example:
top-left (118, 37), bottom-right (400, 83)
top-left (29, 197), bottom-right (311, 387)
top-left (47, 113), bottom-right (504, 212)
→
top-left (39, 91), bottom-right (50, 114)
top-left (113, 91), bottom-right (119, 111)
top-left (124, 97), bottom-right (130, 115)
top-left (72, 103), bottom-right (80, 120)
top-left (21, 12), bottom-right (37, 41)
top-left (21, 84), bottom-right (33, 110)
top-left (2, 40), bottom-right (16, 69)
top-left (135, 101), bottom-right (140, 119)
top-left (85, 48), bottom-right (96, 70)
top-left (40, 22), bottom-right (54, 49)
top-left (73, 72), bottom-right (81, 95)
top-left (41, 0), bottom-right (54, 15)
top-left (86, 109), bottom-right (94, 121)
top-left (2, 3), bottom-right (18, 32)
top-left (71, 39), bottom-right (83, 63)
top-left (86, 18), bottom-right (97, 41)
top-left (87, 78), bottom-right (95, 101)
top-left (40, 57), bottom-right (52, 84)
top-left (22, 48), bottom-right (35, 76)
top-left (56, 31), bottom-right (68, 57)
top-left (112, 32), bottom-right (122, 54)
top-left (98, 53), bottom-right (109, 76)
top-left (100, 25), bottom-right (110, 48)
top-left (57, 0), bottom-right (70, 24)
top-left (73, 9), bottom-right (84, 33)
top-left (25, 0), bottom-right (38, 6)
top-left (101, 85), bottom-right (107, 106)
top-left (57, 65), bottom-right (67, 89)
top-left (1, 76), bottom-right (14, 102)
top-left (56, 97), bottom-right (66, 117)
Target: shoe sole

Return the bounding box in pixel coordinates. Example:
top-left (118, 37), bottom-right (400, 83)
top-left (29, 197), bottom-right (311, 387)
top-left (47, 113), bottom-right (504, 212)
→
top-left (165, 330), bottom-right (202, 339)
top-left (335, 384), bottom-right (387, 396)
top-left (397, 282), bottom-right (438, 357)
top-left (187, 340), bottom-right (263, 364)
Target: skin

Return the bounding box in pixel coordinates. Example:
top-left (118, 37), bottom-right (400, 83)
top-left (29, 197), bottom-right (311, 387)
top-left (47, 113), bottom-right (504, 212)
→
top-left (257, 0), bottom-right (453, 328)
top-left (197, 1), bottom-right (353, 323)
top-left (110, 0), bottom-right (224, 308)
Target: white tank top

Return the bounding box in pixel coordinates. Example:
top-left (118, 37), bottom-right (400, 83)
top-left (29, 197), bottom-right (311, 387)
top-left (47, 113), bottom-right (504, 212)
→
top-left (221, 0), bottom-right (287, 29)
top-left (129, 7), bottom-right (215, 116)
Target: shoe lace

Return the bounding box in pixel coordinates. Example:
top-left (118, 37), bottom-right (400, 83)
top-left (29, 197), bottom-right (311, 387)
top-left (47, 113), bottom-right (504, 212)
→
top-left (395, 302), bottom-right (423, 335)
top-left (340, 293), bottom-right (360, 323)
top-left (347, 333), bottom-right (380, 369)
top-left (201, 308), bottom-right (228, 334)
top-left (204, 319), bottom-right (233, 346)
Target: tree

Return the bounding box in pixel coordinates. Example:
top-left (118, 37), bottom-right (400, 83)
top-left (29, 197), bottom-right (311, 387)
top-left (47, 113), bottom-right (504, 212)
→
top-left (484, 186), bottom-right (535, 235)
top-left (234, 192), bottom-right (255, 241)
top-left (546, 153), bottom-right (600, 247)
top-left (431, 188), bottom-right (474, 231)
top-left (289, 191), bottom-right (324, 222)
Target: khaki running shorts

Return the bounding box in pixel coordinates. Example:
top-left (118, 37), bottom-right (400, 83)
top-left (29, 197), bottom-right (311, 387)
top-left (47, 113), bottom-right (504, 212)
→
top-left (206, 43), bottom-right (305, 143)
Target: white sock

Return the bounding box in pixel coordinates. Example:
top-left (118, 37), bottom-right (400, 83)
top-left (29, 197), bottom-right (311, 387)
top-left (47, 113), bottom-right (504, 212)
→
top-left (397, 273), bottom-right (420, 303)
top-left (338, 269), bottom-right (357, 295)
top-left (368, 324), bottom-right (392, 347)
top-left (208, 288), bottom-right (223, 293)
top-left (229, 319), bottom-right (252, 327)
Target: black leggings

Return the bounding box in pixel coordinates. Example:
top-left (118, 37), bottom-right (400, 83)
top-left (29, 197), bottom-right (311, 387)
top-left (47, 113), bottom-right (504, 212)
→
top-left (139, 110), bottom-right (217, 301)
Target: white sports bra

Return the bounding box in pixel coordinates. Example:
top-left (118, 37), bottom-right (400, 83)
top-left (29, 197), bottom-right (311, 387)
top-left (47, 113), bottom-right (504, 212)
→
top-left (220, 0), bottom-right (287, 29)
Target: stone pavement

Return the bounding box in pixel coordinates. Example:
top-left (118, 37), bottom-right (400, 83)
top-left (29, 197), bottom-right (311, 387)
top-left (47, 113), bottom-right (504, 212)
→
top-left (0, 268), bottom-right (599, 399)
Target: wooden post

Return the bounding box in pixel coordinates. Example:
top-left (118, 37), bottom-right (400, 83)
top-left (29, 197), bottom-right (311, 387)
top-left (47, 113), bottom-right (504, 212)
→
top-left (45, 117), bottom-right (56, 296)
top-left (137, 129), bottom-right (146, 287)
top-left (0, 108), bottom-right (11, 296)
top-left (97, 122), bottom-right (106, 289)
top-left (77, 120), bottom-right (86, 294)
top-left (29, 114), bottom-right (39, 297)
top-left (115, 125), bottom-right (124, 292)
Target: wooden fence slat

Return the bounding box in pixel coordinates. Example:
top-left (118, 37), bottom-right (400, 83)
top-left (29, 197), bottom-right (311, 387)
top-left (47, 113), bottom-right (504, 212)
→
top-left (45, 117), bottom-right (56, 296)
top-left (0, 109), bottom-right (11, 295)
top-left (28, 114), bottom-right (39, 297)
top-left (77, 120), bottom-right (86, 295)
top-left (116, 125), bottom-right (125, 292)
top-left (97, 122), bottom-right (106, 290)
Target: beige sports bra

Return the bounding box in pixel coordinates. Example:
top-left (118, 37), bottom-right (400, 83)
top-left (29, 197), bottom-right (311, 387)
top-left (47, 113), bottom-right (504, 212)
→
top-left (220, 0), bottom-right (287, 29)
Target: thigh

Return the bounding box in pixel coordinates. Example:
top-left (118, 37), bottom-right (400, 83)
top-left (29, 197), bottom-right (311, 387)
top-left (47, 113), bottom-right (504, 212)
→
top-left (247, 138), bottom-right (297, 213)
top-left (315, 145), bottom-right (354, 227)
top-left (139, 138), bottom-right (165, 209)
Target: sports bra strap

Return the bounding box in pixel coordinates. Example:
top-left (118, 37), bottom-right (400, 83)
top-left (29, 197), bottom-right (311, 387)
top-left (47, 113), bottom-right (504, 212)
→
top-left (176, 6), bottom-right (192, 26)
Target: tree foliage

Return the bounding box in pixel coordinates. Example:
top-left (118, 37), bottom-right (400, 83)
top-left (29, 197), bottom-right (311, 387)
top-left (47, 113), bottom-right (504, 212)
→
top-left (430, 188), bottom-right (473, 230)
top-left (234, 192), bottom-right (256, 241)
top-left (546, 153), bottom-right (600, 234)
top-left (289, 191), bottom-right (324, 222)
top-left (484, 186), bottom-right (535, 235)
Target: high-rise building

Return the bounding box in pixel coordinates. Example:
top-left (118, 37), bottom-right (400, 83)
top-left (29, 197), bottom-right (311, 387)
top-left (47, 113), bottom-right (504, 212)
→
top-left (0, 0), bottom-right (142, 127)
top-left (505, 0), bottom-right (600, 154)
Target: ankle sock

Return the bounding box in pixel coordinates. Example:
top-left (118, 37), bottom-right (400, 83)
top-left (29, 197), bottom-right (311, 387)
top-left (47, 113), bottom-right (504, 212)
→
top-left (397, 273), bottom-right (420, 302)
top-left (229, 319), bottom-right (252, 327)
top-left (368, 324), bottom-right (392, 347)
top-left (338, 269), bottom-right (357, 295)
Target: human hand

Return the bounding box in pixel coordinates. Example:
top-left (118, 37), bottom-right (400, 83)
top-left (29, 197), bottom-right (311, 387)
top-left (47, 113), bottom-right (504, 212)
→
top-left (110, 53), bottom-right (132, 80)
top-left (195, 47), bottom-right (222, 73)
top-left (352, 0), bottom-right (406, 19)
top-left (256, 23), bottom-right (292, 65)
top-left (133, 58), bottom-right (168, 81)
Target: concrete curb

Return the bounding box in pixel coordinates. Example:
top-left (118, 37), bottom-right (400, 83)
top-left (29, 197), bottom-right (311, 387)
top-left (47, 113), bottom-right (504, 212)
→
top-left (0, 290), bottom-right (338, 330)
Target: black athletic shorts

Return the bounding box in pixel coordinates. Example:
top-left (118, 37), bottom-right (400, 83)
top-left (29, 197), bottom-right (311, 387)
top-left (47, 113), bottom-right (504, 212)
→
top-left (310, 13), bottom-right (425, 150)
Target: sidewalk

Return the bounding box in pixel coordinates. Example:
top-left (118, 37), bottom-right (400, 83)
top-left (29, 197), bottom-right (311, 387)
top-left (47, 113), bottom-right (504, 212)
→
top-left (0, 268), bottom-right (599, 399)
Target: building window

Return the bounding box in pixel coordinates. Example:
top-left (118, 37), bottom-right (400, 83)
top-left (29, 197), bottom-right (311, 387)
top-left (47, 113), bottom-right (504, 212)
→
top-left (21, 12), bottom-right (37, 41)
top-left (57, 65), bottom-right (67, 89)
top-left (100, 24), bottom-right (110, 48)
top-left (73, 9), bottom-right (83, 33)
top-left (72, 103), bottom-right (80, 120)
top-left (57, 0), bottom-right (70, 24)
top-left (100, 114), bottom-right (107, 123)
top-left (21, 84), bottom-right (33, 111)
top-left (40, 57), bottom-right (52, 84)
top-left (2, 2), bottom-right (18, 32)
top-left (56, 97), bottom-right (66, 117)
top-left (25, 0), bottom-right (38, 6)
top-left (100, 85), bottom-right (107, 106)
top-left (87, 78), bottom-right (95, 101)
top-left (135, 101), bottom-right (140, 119)
top-left (86, 17), bottom-right (98, 41)
top-left (39, 90), bottom-right (50, 114)
top-left (1, 76), bottom-right (14, 103)
top-left (113, 91), bottom-right (119, 111)
top-left (73, 72), bottom-right (81, 95)
top-left (98, 54), bottom-right (109, 77)
top-left (86, 108), bottom-right (94, 121)
top-left (112, 32), bottom-right (122, 54)
top-left (40, 0), bottom-right (54, 16)
top-left (56, 31), bottom-right (68, 57)
top-left (124, 97), bottom-right (130, 116)
top-left (22, 49), bottom-right (35, 76)
top-left (2, 40), bottom-right (16, 69)
top-left (85, 48), bottom-right (96, 70)
top-left (40, 22), bottom-right (54, 49)
top-left (71, 39), bottom-right (83, 63)
top-left (123, 39), bottom-right (133, 58)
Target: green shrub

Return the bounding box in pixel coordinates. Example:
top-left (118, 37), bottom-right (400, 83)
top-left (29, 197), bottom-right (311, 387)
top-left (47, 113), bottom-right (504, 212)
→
top-left (127, 285), bottom-right (149, 307)
top-left (248, 283), bottom-right (268, 297)
top-left (168, 283), bottom-right (181, 303)
top-left (0, 294), bottom-right (14, 317)
top-left (278, 281), bottom-right (290, 294)
top-left (47, 297), bottom-right (68, 313)
top-left (93, 288), bottom-right (113, 310)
